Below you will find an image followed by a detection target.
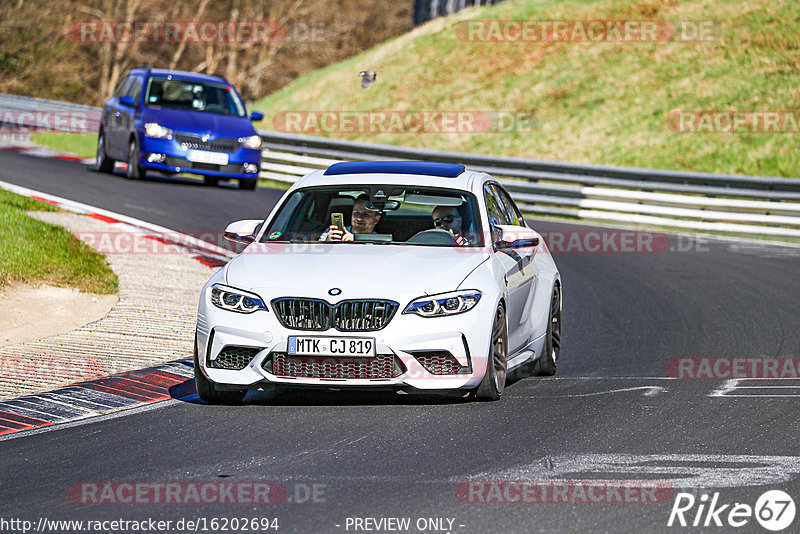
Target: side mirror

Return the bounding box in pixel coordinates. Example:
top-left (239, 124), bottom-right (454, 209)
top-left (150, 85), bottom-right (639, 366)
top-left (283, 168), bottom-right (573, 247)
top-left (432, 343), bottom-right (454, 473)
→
top-left (493, 225), bottom-right (540, 251)
top-left (224, 219), bottom-right (263, 244)
top-left (119, 95), bottom-right (136, 107)
top-left (250, 111), bottom-right (264, 121)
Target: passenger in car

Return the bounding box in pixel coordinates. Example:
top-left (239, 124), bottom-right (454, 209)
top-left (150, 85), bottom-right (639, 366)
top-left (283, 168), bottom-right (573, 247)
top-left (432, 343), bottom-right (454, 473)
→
top-left (431, 204), bottom-right (470, 246)
top-left (322, 194), bottom-right (383, 241)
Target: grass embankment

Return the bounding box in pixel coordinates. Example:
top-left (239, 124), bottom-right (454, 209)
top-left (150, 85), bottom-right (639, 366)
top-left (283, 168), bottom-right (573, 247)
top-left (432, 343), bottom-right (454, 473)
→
top-left (0, 189), bottom-right (118, 293)
top-left (29, 132), bottom-right (97, 158)
top-left (250, 0), bottom-right (799, 177)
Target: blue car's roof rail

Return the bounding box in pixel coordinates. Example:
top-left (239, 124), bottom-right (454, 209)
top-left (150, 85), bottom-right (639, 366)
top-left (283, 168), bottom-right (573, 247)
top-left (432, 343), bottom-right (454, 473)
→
top-left (323, 161), bottom-right (466, 178)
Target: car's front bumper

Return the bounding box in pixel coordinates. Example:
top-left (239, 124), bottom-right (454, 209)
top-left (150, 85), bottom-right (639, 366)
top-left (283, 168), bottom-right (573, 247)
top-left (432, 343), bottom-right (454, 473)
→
top-left (196, 286), bottom-right (498, 392)
top-left (139, 137), bottom-right (260, 179)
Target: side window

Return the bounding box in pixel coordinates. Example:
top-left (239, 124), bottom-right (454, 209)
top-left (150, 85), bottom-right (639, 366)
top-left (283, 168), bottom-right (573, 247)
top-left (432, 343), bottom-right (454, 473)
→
top-left (113, 76), bottom-right (132, 98)
top-left (127, 76), bottom-right (143, 103)
top-left (494, 185), bottom-right (523, 227)
top-left (483, 184), bottom-right (506, 243)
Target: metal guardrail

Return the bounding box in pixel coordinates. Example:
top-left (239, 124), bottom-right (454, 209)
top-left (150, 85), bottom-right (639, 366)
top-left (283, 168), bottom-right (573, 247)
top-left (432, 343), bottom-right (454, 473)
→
top-left (0, 93), bottom-right (102, 134)
top-left (3, 94), bottom-right (798, 237)
top-left (258, 130), bottom-right (800, 238)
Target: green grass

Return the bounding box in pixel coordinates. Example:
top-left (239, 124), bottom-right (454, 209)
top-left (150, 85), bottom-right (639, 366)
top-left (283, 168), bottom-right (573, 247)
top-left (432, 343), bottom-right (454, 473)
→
top-left (252, 0), bottom-right (800, 178)
top-left (30, 132), bottom-right (96, 158)
top-left (0, 189), bottom-right (118, 293)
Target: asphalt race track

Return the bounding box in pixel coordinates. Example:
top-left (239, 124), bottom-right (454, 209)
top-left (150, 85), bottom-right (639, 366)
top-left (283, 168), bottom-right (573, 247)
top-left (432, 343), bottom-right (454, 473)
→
top-left (1, 149), bottom-right (800, 533)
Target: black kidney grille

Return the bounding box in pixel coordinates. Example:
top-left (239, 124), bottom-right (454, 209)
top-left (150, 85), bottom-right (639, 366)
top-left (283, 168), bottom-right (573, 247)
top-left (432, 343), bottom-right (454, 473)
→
top-left (333, 300), bottom-right (397, 331)
top-left (271, 298), bottom-right (398, 332)
top-left (272, 298), bottom-right (330, 330)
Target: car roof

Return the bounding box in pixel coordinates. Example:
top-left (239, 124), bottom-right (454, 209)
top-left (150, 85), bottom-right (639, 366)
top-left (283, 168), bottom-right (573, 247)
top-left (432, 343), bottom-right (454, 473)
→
top-left (294, 161), bottom-right (490, 192)
top-left (131, 67), bottom-right (228, 85)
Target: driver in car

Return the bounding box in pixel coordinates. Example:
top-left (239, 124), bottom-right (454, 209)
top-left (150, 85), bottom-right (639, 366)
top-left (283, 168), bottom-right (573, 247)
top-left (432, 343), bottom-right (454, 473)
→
top-left (322, 194), bottom-right (383, 241)
top-left (431, 205), bottom-right (470, 246)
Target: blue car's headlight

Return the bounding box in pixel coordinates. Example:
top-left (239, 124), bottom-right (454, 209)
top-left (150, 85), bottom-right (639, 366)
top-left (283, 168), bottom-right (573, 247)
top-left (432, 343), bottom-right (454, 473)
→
top-left (144, 122), bottom-right (173, 139)
top-left (210, 284), bottom-right (267, 314)
top-left (241, 134), bottom-right (262, 149)
top-left (403, 290), bottom-right (481, 318)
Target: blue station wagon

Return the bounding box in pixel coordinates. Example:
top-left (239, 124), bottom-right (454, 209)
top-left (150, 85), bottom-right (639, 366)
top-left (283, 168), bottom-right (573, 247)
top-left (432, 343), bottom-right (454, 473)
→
top-left (95, 66), bottom-right (263, 190)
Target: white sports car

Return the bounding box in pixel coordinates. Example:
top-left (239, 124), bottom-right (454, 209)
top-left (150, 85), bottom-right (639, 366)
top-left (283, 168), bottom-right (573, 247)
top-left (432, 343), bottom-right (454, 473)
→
top-left (194, 161), bottom-right (561, 403)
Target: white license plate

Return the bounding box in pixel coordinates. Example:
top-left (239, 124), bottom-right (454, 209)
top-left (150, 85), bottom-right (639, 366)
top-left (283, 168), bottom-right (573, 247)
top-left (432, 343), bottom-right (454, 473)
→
top-left (287, 336), bottom-right (376, 357)
top-left (187, 149), bottom-right (229, 165)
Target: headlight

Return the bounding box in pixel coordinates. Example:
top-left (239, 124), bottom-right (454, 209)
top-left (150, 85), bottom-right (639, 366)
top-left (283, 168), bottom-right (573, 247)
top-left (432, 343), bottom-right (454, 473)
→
top-left (241, 134), bottom-right (262, 149)
top-left (144, 122), bottom-right (173, 139)
top-left (403, 290), bottom-right (481, 318)
top-left (210, 284), bottom-right (267, 314)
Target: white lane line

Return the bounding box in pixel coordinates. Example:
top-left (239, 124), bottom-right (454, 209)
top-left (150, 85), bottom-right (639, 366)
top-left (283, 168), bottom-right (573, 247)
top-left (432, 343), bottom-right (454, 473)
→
top-left (462, 454), bottom-right (800, 489)
top-left (522, 386), bottom-right (667, 398)
top-left (709, 379), bottom-right (800, 397)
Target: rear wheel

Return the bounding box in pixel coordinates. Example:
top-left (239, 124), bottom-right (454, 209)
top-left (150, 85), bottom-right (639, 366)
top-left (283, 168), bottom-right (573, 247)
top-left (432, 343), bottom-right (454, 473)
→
top-left (534, 284), bottom-right (561, 376)
top-left (475, 305), bottom-right (508, 401)
top-left (194, 335), bottom-right (247, 404)
top-left (95, 131), bottom-right (114, 173)
top-left (126, 138), bottom-right (146, 179)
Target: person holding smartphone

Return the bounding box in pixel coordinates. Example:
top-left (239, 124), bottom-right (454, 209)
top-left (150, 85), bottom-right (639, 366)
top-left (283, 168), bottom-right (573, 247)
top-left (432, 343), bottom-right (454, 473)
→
top-left (322, 194), bottom-right (383, 241)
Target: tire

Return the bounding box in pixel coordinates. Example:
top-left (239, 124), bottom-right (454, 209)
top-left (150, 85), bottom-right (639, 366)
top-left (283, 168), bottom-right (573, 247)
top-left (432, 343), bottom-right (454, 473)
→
top-left (203, 176), bottom-right (220, 187)
top-left (95, 131), bottom-right (114, 173)
top-left (126, 138), bottom-right (146, 179)
top-left (475, 304), bottom-right (508, 401)
top-left (534, 284), bottom-right (561, 376)
top-left (193, 335), bottom-right (247, 404)
top-left (239, 178), bottom-right (257, 190)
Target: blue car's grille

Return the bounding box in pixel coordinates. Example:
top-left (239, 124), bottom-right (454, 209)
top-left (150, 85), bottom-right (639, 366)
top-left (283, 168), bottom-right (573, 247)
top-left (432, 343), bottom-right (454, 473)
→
top-left (175, 133), bottom-right (240, 153)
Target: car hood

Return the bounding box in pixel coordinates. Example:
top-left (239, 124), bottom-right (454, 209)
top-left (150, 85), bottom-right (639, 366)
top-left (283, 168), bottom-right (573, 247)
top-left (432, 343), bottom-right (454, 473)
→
top-left (142, 108), bottom-right (255, 138)
top-left (225, 243), bottom-right (489, 301)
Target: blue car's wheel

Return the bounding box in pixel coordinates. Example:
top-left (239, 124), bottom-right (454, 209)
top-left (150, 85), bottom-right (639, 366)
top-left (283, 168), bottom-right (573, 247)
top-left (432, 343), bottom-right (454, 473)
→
top-left (95, 131), bottom-right (114, 173)
top-left (126, 138), bottom-right (146, 180)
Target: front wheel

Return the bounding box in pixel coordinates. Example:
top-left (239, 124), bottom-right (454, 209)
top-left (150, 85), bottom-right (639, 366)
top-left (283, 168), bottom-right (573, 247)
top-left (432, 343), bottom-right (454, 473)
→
top-left (194, 335), bottom-right (247, 404)
top-left (95, 131), bottom-right (114, 173)
top-left (239, 178), bottom-right (257, 190)
top-left (475, 305), bottom-right (508, 401)
top-left (534, 284), bottom-right (561, 376)
top-left (126, 139), bottom-right (146, 179)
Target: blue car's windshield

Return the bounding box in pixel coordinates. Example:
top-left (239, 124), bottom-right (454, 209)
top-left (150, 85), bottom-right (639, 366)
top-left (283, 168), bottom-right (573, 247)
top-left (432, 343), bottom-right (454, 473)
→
top-left (145, 77), bottom-right (246, 117)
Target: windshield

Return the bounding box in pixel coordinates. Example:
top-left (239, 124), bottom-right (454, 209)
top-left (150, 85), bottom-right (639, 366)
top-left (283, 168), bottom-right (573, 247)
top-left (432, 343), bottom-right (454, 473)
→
top-left (144, 77), bottom-right (246, 117)
top-left (261, 185), bottom-right (484, 247)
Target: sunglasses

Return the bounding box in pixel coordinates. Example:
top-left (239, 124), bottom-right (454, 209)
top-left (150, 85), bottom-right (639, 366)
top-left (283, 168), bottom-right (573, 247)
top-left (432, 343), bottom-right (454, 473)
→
top-left (433, 215), bottom-right (458, 226)
top-left (353, 211), bottom-right (378, 220)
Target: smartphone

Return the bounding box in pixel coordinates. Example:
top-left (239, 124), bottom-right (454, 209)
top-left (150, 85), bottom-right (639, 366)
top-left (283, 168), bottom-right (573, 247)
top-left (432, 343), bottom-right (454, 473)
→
top-left (331, 212), bottom-right (345, 232)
